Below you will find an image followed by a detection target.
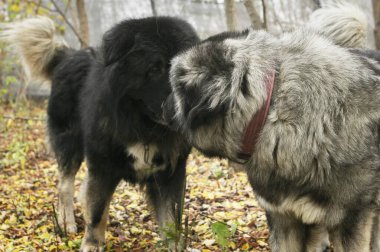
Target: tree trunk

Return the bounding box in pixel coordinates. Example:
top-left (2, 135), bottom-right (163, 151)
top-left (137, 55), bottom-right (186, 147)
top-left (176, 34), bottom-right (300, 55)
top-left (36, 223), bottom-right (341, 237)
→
top-left (261, 0), bottom-right (267, 30)
top-left (373, 0), bottom-right (380, 50)
top-left (224, 0), bottom-right (237, 31)
top-left (243, 0), bottom-right (263, 29)
top-left (312, 0), bottom-right (321, 10)
top-left (150, 0), bottom-right (157, 16)
top-left (76, 0), bottom-right (89, 48)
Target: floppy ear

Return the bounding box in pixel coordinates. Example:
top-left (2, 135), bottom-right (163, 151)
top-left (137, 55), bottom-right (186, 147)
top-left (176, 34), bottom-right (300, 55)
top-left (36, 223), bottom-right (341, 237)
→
top-left (187, 96), bottom-right (228, 129)
top-left (102, 30), bottom-right (145, 66)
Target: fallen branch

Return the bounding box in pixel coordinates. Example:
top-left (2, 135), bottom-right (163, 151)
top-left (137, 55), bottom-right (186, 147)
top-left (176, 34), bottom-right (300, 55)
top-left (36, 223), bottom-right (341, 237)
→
top-left (3, 115), bottom-right (46, 121)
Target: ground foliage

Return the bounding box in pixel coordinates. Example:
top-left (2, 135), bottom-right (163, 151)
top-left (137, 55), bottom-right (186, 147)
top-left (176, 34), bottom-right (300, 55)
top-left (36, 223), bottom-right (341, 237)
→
top-left (0, 100), bottom-right (270, 251)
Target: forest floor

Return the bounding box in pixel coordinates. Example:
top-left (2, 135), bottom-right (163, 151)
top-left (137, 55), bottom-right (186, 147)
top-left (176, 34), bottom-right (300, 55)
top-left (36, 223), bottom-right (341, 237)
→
top-left (0, 100), bottom-right (270, 252)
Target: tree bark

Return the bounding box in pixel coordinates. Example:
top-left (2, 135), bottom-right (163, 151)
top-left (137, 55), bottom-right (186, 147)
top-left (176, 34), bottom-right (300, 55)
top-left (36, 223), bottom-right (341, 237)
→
top-left (261, 0), bottom-right (267, 30)
top-left (243, 0), bottom-right (263, 29)
top-left (76, 0), bottom-right (89, 48)
top-left (373, 0), bottom-right (380, 50)
top-left (224, 0), bottom-right (237, 31)
top-left (312, 0), bottom-right (321, 10)
top-left (150, 0), bottom-right (157, 16)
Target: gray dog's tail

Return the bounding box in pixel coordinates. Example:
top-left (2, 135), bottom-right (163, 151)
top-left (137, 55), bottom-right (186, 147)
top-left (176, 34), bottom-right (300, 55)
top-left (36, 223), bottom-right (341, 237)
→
top-left (307, 2), bottom-right (368, 48)
top-left (0, 16), bottom-right (68, 81)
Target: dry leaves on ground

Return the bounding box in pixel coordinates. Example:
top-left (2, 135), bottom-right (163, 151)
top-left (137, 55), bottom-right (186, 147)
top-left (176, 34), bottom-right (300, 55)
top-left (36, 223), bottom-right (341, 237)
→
top-left (0, 100), bottom-right (270, 251)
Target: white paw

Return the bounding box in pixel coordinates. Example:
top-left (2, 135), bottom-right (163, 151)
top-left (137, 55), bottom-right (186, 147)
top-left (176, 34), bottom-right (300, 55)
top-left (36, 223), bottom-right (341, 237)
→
top-left (57, 217), bottom-right (77, 234)
top-left (80, 243), bottom-right (104, 252)
top-left (65, 222), bottom-right (77, 234)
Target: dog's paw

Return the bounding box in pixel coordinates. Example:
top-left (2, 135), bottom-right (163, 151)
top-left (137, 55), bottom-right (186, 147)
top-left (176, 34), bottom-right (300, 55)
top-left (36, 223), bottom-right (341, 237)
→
top-left (57, 218), bottom-right (77, 234)
top-left (79, 243), bottom-right (104, 252)
top-left (65, 223), bottom-right (78, 234)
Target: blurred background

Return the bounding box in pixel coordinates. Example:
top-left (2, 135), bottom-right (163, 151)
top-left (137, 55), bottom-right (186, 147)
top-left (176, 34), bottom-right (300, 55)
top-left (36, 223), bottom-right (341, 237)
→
top-left (0, 0), bottom-right (376, 101)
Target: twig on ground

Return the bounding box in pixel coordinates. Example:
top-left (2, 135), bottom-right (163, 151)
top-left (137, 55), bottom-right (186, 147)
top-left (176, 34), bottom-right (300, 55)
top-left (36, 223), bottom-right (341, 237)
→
top-left (3, 115), bottom-right (46, 121)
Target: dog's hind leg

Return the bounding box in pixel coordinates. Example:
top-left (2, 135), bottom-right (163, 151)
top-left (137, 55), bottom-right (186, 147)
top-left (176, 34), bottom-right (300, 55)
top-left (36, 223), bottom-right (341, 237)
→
top-left (50, 129), bottom-right (84, 234)
top-left (371, 209), bottom-right (380, 252)
top-left (329, 208), bottom-right (375, 252)
top-left (79, 167), bottom-right (121, 252)
top-left (57, 164), bottom-right (81, 234)
top-left (146, 155), bottom-right (187, 251)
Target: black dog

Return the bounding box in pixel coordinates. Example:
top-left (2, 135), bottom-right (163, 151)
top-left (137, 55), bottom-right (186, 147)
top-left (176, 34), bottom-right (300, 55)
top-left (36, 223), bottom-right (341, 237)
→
top-left (2, 16), bottom-right (199, 250)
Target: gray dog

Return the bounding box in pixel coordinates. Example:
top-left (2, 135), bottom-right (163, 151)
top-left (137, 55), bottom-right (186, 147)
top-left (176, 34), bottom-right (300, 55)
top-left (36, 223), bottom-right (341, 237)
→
top-left (162, 24), bottom-right (380, 252)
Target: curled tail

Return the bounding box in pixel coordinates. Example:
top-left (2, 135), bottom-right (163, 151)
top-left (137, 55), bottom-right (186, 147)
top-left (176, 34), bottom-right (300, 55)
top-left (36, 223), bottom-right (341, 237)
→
top-left (308, 2), bottom-right (368, 48)
top-left (0, 16), bottom-right (67, 81)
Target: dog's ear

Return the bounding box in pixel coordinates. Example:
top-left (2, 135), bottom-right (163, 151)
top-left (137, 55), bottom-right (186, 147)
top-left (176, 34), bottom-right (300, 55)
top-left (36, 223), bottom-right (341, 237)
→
top-left (187, 96), bottom-right (227, 130)
top-left (102, 30), bottom-right (146, 66)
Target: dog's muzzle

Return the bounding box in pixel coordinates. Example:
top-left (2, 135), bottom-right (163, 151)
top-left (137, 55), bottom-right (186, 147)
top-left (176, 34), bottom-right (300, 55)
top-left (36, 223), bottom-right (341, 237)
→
top-left (161, 93), bottom-right (178, 130)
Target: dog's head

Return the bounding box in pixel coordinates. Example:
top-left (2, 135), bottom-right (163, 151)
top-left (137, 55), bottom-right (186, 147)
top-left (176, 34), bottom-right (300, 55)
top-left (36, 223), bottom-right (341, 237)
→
top-left (163, 30), bottom-right (277, 159)
top-left (102, 17), bottom-right (199, 122)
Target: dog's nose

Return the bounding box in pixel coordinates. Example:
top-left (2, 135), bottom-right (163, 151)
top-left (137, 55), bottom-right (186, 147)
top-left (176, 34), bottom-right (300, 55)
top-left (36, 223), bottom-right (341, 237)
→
top-left (162, 93), bottom-right (177, 129)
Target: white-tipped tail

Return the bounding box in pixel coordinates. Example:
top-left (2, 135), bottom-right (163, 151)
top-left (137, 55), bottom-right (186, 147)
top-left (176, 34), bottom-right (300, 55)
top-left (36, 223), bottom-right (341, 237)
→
top-left (307, 2), bottom-right (368, 48)
top-left (0, 16), bottom-right (67, 81)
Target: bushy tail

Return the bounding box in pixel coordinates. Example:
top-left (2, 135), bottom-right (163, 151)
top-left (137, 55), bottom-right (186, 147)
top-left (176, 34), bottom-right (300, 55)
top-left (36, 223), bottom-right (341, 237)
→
top-left (0, 16), bottom-right (67, 81)
top-left (307, 2), bottom-right (368, 48)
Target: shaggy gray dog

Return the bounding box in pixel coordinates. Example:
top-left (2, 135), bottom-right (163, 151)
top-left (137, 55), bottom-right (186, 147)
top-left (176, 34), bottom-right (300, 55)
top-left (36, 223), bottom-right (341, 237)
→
top-left (307, 2), bottom-right (368, 48)
top-left (163, 26), bottom-right (380, 251)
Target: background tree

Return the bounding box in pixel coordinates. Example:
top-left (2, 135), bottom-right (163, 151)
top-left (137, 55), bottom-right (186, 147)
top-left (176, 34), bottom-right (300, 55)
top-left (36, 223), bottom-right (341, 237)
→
top-left (373, 0), bottom-right (380, 49)
top-left (150, 0), bottom-right (157, 16)
top-left (76, 0), bottom-right (89, 48)
top-left (0, 0), bottom-right (90, 101)
top-left (224, 0), bottom-right (237, 31)
top-left (243, 0), bottom-right (263, 29)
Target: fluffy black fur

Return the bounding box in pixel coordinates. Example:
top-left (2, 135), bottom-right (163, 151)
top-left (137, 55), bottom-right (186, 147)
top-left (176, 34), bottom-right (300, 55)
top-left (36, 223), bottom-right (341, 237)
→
top-left (46, 17), bottom-right (199, 249)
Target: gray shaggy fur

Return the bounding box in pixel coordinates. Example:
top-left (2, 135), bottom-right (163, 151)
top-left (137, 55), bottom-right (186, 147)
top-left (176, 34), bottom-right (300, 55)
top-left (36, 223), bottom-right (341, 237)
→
top-left (307, 2), bottom-right (368, 48)
top-left (164, 27), bottom-right (380, 251)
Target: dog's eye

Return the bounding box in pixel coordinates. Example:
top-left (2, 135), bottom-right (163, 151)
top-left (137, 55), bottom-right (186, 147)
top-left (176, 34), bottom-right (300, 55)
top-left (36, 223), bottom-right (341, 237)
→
top-left (148, 61), bottom-right (166, 77)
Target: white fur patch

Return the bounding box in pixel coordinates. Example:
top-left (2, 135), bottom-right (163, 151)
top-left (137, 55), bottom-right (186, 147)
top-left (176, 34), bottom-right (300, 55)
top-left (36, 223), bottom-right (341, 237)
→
top-left (0, 16), bottom-right (67, 81)
top-left (257, 195), bottom-right (326, 224)
top-left (126, 143), bottom-right (165, 180)
top-left (57, 172), bottom-right (77, 233)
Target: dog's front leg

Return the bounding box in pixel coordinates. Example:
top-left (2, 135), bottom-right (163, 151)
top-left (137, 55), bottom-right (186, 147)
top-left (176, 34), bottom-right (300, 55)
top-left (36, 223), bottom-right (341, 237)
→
top-left (146, 156), bottom-right (187, 251)
top-left (371, 209), bottom-right (380, 252)
top-left (266, 212), bottom-right (307, 252)
top-left (330, 208), bottom-right (376, 252)
top-left (79, 167), bottom-right (121, 252)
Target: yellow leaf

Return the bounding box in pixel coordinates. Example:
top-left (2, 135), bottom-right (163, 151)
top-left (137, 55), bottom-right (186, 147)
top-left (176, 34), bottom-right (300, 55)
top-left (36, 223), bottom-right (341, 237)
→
top-left (257, 239), bottom-right (268, 247)
top-left (40, 232), bottom-right (52, 241)
top-left (114, 205), bottom-right (125, 211)
top-left (37, 8), bottom-right (48, 16)
top-left (203, 239), bottom-right (215, 247)
top-left (8, 215), bottom-right (17, 224)
top-left (20, 158), bottom-right (26, 169)
top-left (228, 241), bottom-right (236, 249)
top-left (26, 6), bottom-right (34, 15)
top-left (130, 226), bottom-right (141, 235)
top-left (6, 119), bottom-right (13, 128)
top-left (49, 244), bottom-right (57, 251)
top-left (241, 243), bottom-right (250, 250)
top-left (10, 4), bottom-right (20, 13)
top-left (0, 224), bottom-right (9, 230)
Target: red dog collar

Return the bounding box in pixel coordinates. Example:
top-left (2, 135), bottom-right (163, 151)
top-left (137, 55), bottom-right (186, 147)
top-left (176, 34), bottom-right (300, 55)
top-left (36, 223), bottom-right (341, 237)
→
top-left (238, 71), bottom-right (275, 160)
